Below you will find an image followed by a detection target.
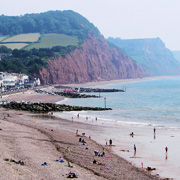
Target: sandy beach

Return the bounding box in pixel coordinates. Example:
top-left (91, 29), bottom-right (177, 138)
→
top-left (0, 88), bottom-right (161, 180)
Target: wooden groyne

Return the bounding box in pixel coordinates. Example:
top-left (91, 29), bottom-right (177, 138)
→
top-left (0, 101), bottom-right (112, 112)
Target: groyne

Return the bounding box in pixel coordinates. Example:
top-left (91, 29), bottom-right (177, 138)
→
top-left (55, 85), bottom-right (126, 92)
top-left (0, 101), bottom-right (112, 112)
top-left (35, 89), bottom-right (100, 98)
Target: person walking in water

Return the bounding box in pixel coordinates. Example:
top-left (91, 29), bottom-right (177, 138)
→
top-left (134, 144), bottom-right (136, 152)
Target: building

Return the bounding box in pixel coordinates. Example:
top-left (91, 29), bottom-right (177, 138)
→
top-left (0, 72), bottom-right (40, 92)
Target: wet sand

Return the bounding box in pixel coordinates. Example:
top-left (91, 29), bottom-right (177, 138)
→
top-left (0, 89), bottom-right (160, 180)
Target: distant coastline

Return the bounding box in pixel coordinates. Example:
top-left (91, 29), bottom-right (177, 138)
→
top-left (65, 75), bottom-right (180, 88)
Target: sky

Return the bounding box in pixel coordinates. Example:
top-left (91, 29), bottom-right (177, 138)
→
top-left (1, 0), bottom-right (180, 50)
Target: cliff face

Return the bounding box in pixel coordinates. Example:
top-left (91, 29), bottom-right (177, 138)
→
top-left (108, 37), bottom-right (180, 77)
top-left (38, 35), bottom-right (143, 85)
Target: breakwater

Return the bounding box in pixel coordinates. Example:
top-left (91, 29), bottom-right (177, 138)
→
top-left (55, 85), bottom-right (126, 92)
top-left (0, 101), bottom-right (112, 112)
top-left (35, 89), bottom-right (99, 98)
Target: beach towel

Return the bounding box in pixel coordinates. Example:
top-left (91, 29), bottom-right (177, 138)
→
top-left (105, 155), bottom-right (111, 158)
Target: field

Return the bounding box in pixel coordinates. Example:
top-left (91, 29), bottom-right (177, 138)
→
top-left (25, 33), bottom-right (79, 50)
top-left (2, 33), bottom-right (41, 42)
top-left (0, 36), bottom-right (9, 41)
top-left (0, 33), bottom-right (79, 50)
top-left (0, 43), bottom-right (29, 50)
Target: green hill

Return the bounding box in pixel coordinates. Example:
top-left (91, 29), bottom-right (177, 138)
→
top-left (0, 10), bottom-right (98, 74)
top-left (0, 10), bottom-right (99, 43)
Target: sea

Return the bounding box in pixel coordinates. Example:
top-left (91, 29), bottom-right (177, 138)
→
top-left (56, 77), bottom-right (180, 129)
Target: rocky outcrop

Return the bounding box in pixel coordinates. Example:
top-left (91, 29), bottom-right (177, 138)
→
top-left (108, 37), bottom-right (180, 77)
top-left (38, 34), bottom-right (143, 84)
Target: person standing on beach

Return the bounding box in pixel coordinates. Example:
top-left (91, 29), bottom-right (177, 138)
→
top-left (154, 127), bottom-right (156, 134)
top-left (165, 146), bottom-right (168, 153)
top-left (102, 148), bottom-right (105, 156)
top-left (109, 139), bottom-right (112, 145)
top-left (134, 144), bottom-right (136, 152)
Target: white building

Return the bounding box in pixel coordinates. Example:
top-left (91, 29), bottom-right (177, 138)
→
top-left (0, 72), bottom-right (30, 91)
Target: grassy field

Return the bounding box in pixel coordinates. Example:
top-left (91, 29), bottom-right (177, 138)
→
top-left (0, 36), bottom-right (9, 42)
top-left (2, 33), bottom-right (40, 42)
top-left (25, 33), bottom-right (79, 50)
top-left (0, 43), bottom-right (29, 50)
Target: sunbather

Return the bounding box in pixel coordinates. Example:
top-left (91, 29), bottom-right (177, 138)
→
top-left (57, 156), bottom-right (64, 162)
top-left (67, 172), bottom-right (77, 178)
top-left (68, 161), bottom-right (73, 168)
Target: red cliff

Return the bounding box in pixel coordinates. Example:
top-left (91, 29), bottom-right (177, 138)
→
top-left (38, 35), bottom-right (143, 84)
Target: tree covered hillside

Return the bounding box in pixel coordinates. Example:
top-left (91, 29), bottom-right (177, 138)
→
top-left (0, 45), bottom-right (77, 75)
top-left (0, 10), bottom-right (99, 43)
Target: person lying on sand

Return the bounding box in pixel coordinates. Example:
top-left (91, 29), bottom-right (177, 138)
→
top-left (67, 172), bottom-right (77, 178)
top-left (41, 162), bottom-right (48, 166)
top-left (92, 159), bottom-right (105, 166)
top-left (146, 166), bottom-right (156, 171)
top-left (68, 161), bottom-right (73, 168)
top-left (56, 156), bottom-right (64, 163)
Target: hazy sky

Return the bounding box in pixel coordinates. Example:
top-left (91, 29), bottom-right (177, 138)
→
top-left (1, 0), bottom-right (180, 50)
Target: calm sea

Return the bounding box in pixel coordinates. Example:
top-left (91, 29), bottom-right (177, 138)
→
top-left (56, 77), bottom-right (180, 129)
